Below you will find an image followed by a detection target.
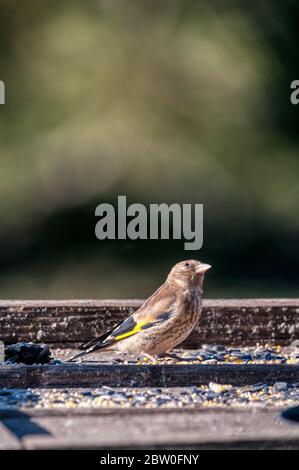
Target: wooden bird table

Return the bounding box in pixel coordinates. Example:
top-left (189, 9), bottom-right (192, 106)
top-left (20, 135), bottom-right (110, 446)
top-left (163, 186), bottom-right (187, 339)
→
top-left (0, 299), bottom-right (299, 449)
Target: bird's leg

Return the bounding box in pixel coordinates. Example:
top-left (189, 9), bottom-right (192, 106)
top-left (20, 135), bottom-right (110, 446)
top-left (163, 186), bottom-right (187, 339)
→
top-left (145, 353), bottom-right (158, 363)
top-left (138, 353), bottom-right (159, 364)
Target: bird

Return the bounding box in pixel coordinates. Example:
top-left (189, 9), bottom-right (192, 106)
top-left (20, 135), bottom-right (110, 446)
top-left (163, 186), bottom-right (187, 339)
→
top-left (67, 259), bottom-right (211, 362)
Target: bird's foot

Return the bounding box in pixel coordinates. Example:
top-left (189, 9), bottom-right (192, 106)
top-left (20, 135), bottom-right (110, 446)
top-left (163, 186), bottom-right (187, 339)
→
top-left (137, 353), bottom-right (159, 364)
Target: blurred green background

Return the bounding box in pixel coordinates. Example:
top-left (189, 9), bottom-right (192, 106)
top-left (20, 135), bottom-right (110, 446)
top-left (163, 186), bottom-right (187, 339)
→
top-left (0, 0), bottom-right (298, 299)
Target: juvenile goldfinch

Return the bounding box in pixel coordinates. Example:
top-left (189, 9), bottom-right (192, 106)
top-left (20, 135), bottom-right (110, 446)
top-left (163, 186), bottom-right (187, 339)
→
top-left (68, 260), bottom-right (211, 361)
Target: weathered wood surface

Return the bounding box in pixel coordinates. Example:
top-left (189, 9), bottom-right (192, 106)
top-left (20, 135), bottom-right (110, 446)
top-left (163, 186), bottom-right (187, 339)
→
top-left (0, 299), bottom-right (299, 347)
top-left (1, 408), bottom-right (299, 449)
top-left (0, 420), bottom-right (21, 449)
top-left (1, 363), bottom-right (299, 388)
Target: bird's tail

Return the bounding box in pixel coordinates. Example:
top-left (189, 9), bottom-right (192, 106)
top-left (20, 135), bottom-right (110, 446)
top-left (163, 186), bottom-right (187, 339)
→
top-left (67, 325), bottom-right (117, 362)
top-left (66, 343), bottom-right (104, 362)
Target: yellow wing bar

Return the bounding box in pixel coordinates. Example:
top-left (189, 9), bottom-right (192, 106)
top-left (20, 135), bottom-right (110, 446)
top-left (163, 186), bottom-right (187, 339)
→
top-left (114, 320), bottom-right (148, 341)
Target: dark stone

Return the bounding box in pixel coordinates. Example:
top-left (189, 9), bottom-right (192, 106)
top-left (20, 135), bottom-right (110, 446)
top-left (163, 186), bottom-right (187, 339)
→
top-left (273, 382), bottom-right (289, 392)
top-left (230, 351), bottom-right (252, 360)
top-left (206, 392), bottom-right (218, 400)
top-left (201, 354), bottom-right (215, 361)
top-left (211, 345), bottom-right (226, 352)
top-left (5, 342), bottom-right (52, 365)
top-left (250, 384), bottom-right (266, 392)
top-left (190, 386), bottom-right (202, 395)
top-left (215, 354), bottom-right (226, 361)
top-left (261, 353), bottom-right (275, 360)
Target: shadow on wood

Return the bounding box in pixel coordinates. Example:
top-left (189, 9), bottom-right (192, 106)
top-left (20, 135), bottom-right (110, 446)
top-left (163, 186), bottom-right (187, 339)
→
top-left (1, 410), bottom-right (51, 439)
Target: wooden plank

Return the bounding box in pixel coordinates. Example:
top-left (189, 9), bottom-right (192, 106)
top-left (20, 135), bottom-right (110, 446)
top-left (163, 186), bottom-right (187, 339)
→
top-left (1, 363), bottom-right (299, 388)
top-left (1, 408), bottom-right (299, 449)
top-left (0, 299), bottom-right (298, 347)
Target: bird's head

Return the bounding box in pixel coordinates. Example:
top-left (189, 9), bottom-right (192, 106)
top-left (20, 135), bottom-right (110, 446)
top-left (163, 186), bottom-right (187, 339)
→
top-left (167, 259), bottom-right (211, 290)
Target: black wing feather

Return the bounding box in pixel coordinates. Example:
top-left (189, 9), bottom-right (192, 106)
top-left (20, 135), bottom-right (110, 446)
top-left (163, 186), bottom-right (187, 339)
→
top-left (67, 310), bottom-right (174, 362)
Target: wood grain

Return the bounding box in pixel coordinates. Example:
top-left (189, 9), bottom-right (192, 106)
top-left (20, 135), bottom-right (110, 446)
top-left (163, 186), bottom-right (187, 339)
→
top-left (1, 363), bottom-right (299, 388)
top-left (1, 408), bottom-right (299, 449)
top-left (0, 299), bottom-right (298, 346)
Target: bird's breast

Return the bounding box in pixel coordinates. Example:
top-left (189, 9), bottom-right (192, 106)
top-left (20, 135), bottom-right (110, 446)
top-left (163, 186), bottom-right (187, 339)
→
top-left (173, 290), bottom-right (202, 336)
top-left (183, 289), bottom-right (202, 315)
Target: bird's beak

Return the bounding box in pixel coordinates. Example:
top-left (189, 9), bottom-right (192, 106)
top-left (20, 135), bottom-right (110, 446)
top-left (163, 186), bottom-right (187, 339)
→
top-left (195, 263), bottom-right (212, 274)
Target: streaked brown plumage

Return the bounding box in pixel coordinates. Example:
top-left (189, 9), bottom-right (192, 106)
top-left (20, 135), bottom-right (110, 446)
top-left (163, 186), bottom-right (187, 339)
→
top-left (68, 260), bottom-right (211, 361)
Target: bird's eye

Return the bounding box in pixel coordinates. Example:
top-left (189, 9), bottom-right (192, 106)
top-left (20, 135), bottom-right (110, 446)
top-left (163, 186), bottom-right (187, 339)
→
top-left (184, 262), bottom-right (190, 268)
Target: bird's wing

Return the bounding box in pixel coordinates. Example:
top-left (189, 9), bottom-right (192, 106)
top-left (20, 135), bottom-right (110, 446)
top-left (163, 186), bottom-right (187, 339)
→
top-left (102, 309), bottom-right (174, 346)
top-left (67, 283), bottom-right (176, 361)
top-left (82, 319), bottom-right (124, 350)
top-left (81, 316), bottom-right (139, 351)
top-left (100, 283), bottom-right (177, 347)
